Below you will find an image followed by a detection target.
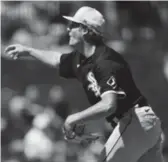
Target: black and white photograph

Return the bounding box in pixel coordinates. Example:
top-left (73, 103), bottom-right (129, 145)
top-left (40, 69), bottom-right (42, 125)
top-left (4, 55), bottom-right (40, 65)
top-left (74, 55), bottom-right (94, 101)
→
top-left (1, 1), bottom-right (168, 162)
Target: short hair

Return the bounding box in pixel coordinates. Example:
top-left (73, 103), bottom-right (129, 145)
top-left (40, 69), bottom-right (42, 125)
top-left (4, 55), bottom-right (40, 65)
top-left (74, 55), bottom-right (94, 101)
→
top-left (81, 24), bottom-right (104, 45)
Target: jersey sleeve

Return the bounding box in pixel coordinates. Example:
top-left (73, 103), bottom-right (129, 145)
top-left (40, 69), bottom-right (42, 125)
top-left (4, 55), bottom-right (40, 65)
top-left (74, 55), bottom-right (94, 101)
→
top-left (59, 52), bottom-right (76, 78)
top-left (95, 60), bottom-right (126, 98)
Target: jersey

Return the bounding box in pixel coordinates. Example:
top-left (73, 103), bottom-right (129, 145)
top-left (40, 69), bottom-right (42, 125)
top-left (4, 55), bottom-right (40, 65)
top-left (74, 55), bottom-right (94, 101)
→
top-left (59, 44), bottom-right (143, 123)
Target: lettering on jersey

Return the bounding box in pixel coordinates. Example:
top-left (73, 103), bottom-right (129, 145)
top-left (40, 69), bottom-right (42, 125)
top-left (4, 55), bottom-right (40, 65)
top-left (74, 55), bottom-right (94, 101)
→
top-left (106, 76), bottom-right (117, 89)
top-left (87, 71), bottom-right (101, 97)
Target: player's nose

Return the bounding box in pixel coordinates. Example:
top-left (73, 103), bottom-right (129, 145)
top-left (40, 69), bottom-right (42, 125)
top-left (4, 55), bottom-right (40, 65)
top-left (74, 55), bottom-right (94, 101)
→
top-left (67, 28), bottom-right (73, 37)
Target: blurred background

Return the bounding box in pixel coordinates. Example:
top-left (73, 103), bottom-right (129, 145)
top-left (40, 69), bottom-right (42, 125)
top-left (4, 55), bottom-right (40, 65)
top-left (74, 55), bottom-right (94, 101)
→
top-left (1, 1), bottom-right (168, 162)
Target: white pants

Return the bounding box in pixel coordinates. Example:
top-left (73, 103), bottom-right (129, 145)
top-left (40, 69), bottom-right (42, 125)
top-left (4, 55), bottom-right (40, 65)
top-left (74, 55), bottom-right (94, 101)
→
top-left (99, 106), bottom-right (164, 162)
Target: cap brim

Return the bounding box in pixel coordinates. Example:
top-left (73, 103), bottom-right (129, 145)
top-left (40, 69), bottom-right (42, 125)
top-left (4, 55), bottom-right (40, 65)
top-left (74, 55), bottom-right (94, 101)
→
top-left (62, 16), bottom-right (81, 24)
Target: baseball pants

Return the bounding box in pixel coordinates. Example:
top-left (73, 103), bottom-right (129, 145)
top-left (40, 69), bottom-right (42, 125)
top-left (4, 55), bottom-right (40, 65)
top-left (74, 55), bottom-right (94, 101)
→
top-left (99, 106), bottom-right (164, 162)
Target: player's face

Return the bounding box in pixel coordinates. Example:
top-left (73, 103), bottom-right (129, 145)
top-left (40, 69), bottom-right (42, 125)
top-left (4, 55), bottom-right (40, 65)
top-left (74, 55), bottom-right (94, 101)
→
top-left (67, 22), bottom-right (83, 46)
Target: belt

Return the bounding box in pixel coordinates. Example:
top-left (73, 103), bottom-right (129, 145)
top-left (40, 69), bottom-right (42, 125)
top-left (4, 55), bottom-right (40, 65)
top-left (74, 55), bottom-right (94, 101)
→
top-left (110, 96), bottom-right (148, 127)
top-left (132, 96), bottom-right (148, 108)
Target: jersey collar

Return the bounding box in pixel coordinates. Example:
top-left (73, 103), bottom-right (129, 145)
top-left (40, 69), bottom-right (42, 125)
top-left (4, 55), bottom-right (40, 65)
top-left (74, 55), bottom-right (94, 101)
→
top-left (80, 43), bottom-right (106, 63)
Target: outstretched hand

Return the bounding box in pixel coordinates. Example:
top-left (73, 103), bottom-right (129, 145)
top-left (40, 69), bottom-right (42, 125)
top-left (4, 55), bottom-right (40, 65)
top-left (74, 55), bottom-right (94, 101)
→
top-left (4, 44), bottom-right (29, 60)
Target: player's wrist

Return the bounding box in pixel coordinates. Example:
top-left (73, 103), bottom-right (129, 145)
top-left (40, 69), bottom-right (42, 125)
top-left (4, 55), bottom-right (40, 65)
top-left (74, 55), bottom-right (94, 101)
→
top-left (26, 46), bottom-right (33, 56)
top-left (66, 114), bottom-right (78, 126)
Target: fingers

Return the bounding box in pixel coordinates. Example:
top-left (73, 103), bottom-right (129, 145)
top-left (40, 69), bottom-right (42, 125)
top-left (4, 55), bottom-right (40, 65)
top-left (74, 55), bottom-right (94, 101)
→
top-left (7, 49), bottom-right (17, 56)
top-left (4, 44), bottom-right (21, 60)
top-left (62, 127), bottom-right (68, 140)
top-left (6, 49), bottom-right (18, 59)
top-left (62, 126), bottom-right (76, 140)
top-left (13, 53), bottom-right (19, 60)
top-left (65, 131), bottom-right (76, 140)
top-left (5, 45), bottom-right (16, 53)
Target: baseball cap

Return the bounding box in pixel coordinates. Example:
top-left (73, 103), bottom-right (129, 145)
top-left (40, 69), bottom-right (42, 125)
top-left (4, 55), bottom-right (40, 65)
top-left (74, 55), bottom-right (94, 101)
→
top-left (63, 6), bottom-right (105, 34)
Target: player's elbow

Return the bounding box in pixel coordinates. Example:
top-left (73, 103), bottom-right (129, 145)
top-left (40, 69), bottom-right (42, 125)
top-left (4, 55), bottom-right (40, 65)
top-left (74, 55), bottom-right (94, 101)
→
top-left (101, 92), bottom-right (117, 115)
top-left (104, 101), bottom-right (116, 115)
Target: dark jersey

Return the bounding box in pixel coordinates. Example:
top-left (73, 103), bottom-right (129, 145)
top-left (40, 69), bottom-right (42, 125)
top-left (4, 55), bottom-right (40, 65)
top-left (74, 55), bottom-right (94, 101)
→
top-left (59, 44), bottom-right (142, 122)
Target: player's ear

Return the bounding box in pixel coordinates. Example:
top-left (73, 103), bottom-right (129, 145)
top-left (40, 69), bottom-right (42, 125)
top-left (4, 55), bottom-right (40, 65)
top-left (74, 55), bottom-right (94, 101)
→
top-left (81, 25), bottom-right (89, 36)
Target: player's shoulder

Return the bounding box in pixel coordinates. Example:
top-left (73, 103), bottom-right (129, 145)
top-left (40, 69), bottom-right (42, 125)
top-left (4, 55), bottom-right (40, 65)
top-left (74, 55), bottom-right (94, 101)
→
top-left (104, 45), bottom-right (127, 64)
top-left (96, 44), bottom-right (127, 69)
top-left (62, 50), bottom-right (78, 56)
top-left (61, 50), bottom-right (79, 62)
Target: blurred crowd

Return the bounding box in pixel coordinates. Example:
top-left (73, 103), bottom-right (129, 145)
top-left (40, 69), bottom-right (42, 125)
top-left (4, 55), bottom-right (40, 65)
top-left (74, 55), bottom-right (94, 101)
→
top-left (1, 83), bottom-right (110, 162)
top-left (1, 3), bottom-right (110, 161)
top-left (1, 1), bottom-right (168, 162)
top-left (1, 1), bottom-right (74, 54)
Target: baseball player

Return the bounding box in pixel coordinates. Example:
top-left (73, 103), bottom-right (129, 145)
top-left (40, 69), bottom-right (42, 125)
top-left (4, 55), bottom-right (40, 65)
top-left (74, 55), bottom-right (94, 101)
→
top-left (5, 6), bottom-right (164, 162)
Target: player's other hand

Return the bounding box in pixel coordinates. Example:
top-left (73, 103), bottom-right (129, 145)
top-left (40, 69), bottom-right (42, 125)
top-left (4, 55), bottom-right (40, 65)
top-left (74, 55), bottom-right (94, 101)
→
top-left (63, 115), bottom-right (77, 140)
top-left (4, 44), bottom-right (29, 60)
top-left (62, 123), bottom-right (76, 140)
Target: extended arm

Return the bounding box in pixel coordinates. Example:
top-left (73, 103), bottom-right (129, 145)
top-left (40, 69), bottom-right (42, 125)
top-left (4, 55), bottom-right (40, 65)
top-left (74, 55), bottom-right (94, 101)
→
top-left (27, 47), bottom-right (62, 67)
top-left (4, 44), bottom-right (62, 68)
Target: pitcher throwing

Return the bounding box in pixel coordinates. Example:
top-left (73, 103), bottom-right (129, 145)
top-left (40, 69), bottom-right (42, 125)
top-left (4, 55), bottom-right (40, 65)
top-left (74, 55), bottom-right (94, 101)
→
top-left (5, 6), bottom-right (164, 162)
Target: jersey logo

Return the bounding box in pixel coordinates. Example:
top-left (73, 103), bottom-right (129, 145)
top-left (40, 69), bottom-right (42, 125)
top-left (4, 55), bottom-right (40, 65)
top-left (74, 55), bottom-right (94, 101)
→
top-left (107, 76), bottom-right (117, 88)
top-left (87, 71), bottom-right (100, 97)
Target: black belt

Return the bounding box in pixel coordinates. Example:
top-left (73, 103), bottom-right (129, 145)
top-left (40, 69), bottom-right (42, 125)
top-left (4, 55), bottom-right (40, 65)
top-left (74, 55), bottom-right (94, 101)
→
top-left (132, 96), bottom-right (148, 108)
top-left (110, 96), bottom-right (148, 128)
